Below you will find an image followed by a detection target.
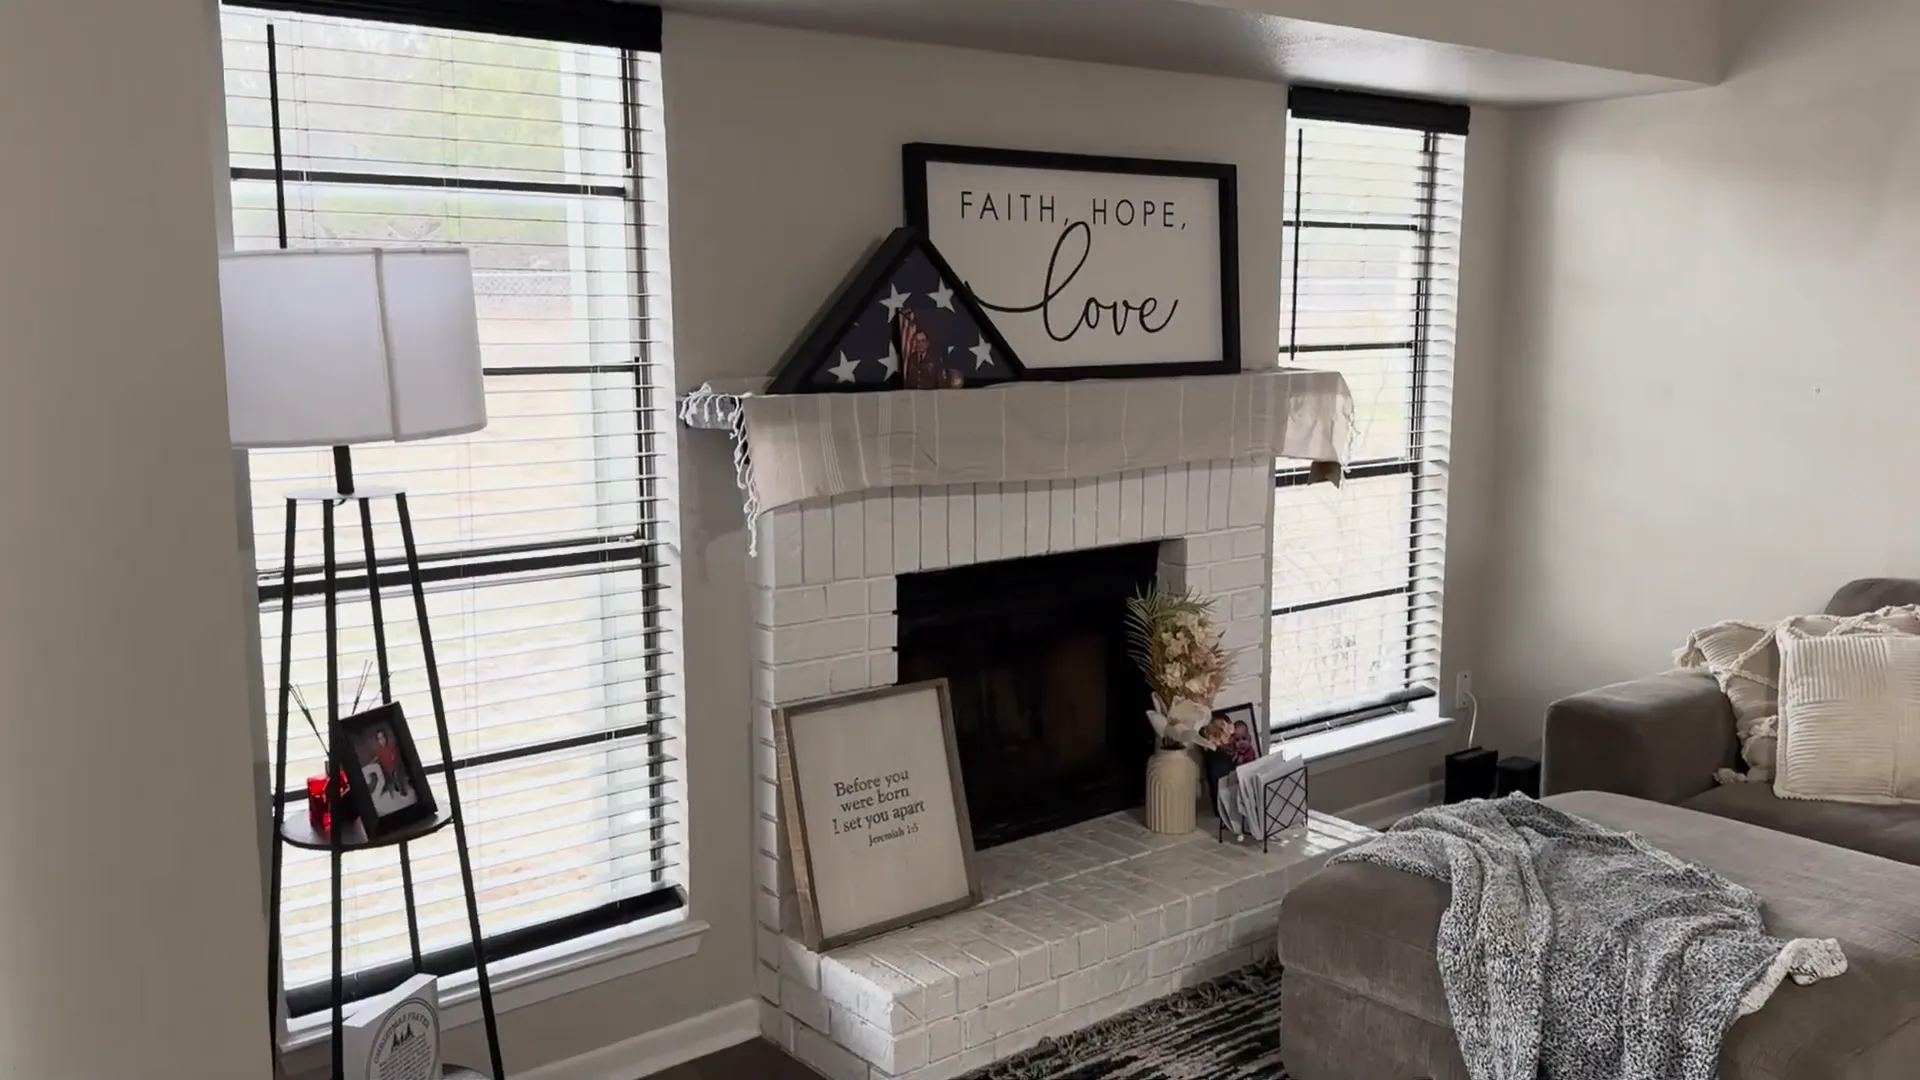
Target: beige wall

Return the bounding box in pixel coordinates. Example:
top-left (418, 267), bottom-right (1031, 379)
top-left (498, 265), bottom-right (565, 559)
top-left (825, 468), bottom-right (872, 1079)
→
top-left (0, 1), bottom-right (270, 1076)
top-left (1224, 0), bottom-right (1722, 83)
top-left (1480, 0), bottom-right (1916, 755)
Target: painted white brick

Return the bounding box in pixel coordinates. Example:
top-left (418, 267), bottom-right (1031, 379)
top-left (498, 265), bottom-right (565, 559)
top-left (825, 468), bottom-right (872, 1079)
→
top-left (1119, 470), bottom-right (1143, 541)
top-left (830, 654), bottom-right (871, 693)
top-left (928, 1016), bottom-right (961, 1062)
top-left (785, 939), bottom-right (822, 989)
top-left (1230, 587), bottom-right (1265, 621)
top-left (836, 497), bottom-right (866, 580)
top-left (754, 806), bottom-right (778, 854)
top-left (869, 614), bottom-right (899, 651)
top-left (962, 1009), bottom-right (994, 1050)
top-left (1074, 478), bottom-right (1097, 549)
top-left (775, 617), bottom-right (869, 663)
top-left (893, 489), bottom-right (922, 573)
top-left (870, 651), bottom-right (899, 686)
top-left (760, 999), bottom-right (791, 1047)
top-left (1186, 463), bottom-right (1210, 532)
top-left (767, 507), bottom-right (805, 588)
top-left (1049, 481), bottom-right (1074, 553)
top-left (975, 484), bottom-right (1002, 564)
top-left (1229, 461), bottom-right (1267, 528)
top-left (1208, 462), bottom-right (1233, 531)
top-left (766, 586), bottom-right (829, 627)
top-left (1096, 474), bottom-right (1121, 545)
top-left (758, 926), bottom-right (783, 968)
top-left (758, 962), bottom-right (782, 1004)
top-left (949, 486), bottom-right (975, 566)
top-left (1222, 616), bottom-right (1263, 651)
top-left (757, 886), bottom-right (780, 931)
top-left (999, 483), bottom-right (1025, 558)
top-left (868, 577), bottom-right (897, 613)
top-left (1048, 936), bottom-right (1079, 978)
top-left (769, 660), bottom-right (832, 704)
top-left (804, 501), bottom-right (835, 584)
top-left (1142, 467), bottom-right (1167, 538)
top-left (864, 494), bottom-right (894, 576)
top-left (1016, 947), bottom-right (1048, 989)
top-left (1211, 557), bottom-right (1264, 593)
top-left (1162, 466), bottom-right (1189, 534)
top-left (754, 776), bottom-right (780, 821)
top-left (1022, 482), bottom-right (1049, 555)
top-left (827, 580), bottom-right (867, 618)
top-left (795, 1021), bottom-right (871, 1080)
top-left (785, 976), bottom-right (830, 1032)
top-left (921, 487), bottom-right (949, 569)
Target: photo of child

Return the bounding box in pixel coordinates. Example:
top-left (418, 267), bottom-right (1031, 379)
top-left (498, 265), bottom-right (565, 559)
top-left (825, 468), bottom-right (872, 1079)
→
top-left (352, 721), bottom-right (419, 818)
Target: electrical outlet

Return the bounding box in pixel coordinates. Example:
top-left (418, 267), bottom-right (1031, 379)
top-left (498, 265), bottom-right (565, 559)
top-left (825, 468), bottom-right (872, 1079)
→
top-left (1454, 669), bottom-right (1473, 710)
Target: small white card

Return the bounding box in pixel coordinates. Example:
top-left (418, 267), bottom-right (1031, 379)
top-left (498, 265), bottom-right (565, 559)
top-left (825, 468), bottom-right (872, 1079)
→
top-left (342, 973), bottom-right (441, 1080)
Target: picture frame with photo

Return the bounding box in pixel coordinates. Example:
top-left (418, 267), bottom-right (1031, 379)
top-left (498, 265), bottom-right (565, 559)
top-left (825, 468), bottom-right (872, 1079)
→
top-left (1203, 702), bottom-right (1266, 810)
top-left (773, 679), bottom-right (981, 951)
top-left (336, 702), bottom-right (437, 840)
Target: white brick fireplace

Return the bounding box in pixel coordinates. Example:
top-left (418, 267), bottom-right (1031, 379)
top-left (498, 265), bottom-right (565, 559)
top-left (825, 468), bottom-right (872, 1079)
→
top-left (684, 370), bottom-right (1358, 1080)
top-left (745, 460), bottom-right (1376, 1080)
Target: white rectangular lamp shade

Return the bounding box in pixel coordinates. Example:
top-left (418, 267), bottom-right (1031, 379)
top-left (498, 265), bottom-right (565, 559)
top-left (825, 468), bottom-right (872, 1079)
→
top-left (220, 247), bottom-right (487, 449)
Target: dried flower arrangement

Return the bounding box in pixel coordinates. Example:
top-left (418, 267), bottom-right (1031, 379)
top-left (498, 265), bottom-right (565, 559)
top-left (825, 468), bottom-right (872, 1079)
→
top-left (1124, 584), bottom-right (1232, 750)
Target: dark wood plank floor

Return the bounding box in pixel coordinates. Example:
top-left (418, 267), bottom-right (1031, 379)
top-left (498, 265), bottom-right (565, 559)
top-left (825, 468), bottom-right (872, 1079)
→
top-left (651, 1039), bottom-right (815, 1080)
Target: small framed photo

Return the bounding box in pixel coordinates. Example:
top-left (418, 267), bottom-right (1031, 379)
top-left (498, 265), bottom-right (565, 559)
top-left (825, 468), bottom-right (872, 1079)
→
top-left (1213, 702), bottom-right (1266, 762)
top-left (774, 679), bottom-right (981, 951)
top-left (337, 702), bottom-right (437, 839)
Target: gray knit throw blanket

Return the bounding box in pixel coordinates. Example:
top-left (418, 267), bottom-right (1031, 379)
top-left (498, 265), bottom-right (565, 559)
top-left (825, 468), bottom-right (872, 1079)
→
top-left (1329, 796), bottom-right (1847, 1080)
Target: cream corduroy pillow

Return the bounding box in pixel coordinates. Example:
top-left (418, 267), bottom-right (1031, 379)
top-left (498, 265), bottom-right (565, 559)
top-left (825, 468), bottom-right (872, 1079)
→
top-left (1774, 627), bottom-right (1920, 804)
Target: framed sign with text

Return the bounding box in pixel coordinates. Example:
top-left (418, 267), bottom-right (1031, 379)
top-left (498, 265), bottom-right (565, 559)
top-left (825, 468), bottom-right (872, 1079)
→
top-left (904, 142), bottom-right (1240, 380)
top-left (774, 679), bottom-right (981, 950)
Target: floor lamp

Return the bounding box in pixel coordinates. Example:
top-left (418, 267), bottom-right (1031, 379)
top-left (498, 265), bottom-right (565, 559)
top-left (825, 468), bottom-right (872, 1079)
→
top-left (220, 246), bottom-right (505, 1079)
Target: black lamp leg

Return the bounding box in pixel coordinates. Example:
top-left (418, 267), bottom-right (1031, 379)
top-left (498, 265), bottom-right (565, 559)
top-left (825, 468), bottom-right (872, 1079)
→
top-left (323, 498), bottom-right (347, 1080)
top-left (397, 493), bottom-right (504, 1079)
top-left (332, 445), bottom-right (355, 498)
top-left (358, 496), bottom-right (423, 970)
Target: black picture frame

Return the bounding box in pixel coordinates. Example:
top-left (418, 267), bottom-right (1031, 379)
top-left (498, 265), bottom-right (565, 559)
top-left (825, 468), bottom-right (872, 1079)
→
top-left (335, 702), bottom-right (438, 839)
top-left (903, 142), bottom-right (1241, 381)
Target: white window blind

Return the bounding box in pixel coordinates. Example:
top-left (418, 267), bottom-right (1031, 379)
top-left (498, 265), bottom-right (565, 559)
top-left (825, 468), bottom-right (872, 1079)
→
top-left (1273, 90), bottom-right (1466, 735)
top-left (221, 5), bottom-right (680, 1013)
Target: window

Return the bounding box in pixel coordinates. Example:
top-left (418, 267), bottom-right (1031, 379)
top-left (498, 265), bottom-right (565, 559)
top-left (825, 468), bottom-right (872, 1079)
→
top-left (221, 3), bottom-right (679, 1015)
top-left (1272, 89), bottom-right (1468, 736)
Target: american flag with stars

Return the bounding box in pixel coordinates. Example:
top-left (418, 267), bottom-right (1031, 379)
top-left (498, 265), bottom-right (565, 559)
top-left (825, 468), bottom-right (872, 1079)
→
top-left (811, 245), bottom-right (1019, 389)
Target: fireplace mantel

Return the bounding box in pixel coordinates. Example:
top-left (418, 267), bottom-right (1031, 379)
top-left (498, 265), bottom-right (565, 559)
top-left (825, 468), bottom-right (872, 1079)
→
top-left (681, 369), bottom-right (1352, 520)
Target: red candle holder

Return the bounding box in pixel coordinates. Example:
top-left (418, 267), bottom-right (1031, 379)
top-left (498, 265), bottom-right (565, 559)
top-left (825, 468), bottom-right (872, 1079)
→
top-left (306, 772), bottom-right (354, 833)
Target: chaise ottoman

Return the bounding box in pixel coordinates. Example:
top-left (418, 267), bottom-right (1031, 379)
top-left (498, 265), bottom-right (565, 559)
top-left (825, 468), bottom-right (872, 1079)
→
top-left (1276, 791), bottom-right (1920, 1080)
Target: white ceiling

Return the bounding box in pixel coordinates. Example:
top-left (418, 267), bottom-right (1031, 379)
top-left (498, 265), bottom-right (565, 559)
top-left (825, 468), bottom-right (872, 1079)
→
top-left (654, 0), bottom-right (1716, 105)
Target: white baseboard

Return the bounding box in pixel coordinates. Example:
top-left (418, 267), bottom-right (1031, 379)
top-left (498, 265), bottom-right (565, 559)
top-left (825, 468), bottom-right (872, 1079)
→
top-left (521, 998), bottom-right (759, 1080)
top-left (1343, 781), bottom-right (1441, 829)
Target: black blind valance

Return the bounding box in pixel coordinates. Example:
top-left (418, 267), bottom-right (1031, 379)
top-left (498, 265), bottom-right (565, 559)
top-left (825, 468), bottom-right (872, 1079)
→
top-left (227, 0), bottom-right (662, 51)
top-left (1289, 86), bottom-right (1470, 137)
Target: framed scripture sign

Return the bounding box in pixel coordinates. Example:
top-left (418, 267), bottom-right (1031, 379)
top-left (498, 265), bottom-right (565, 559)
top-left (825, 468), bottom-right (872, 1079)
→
top-left (904, 142), bottom-right (1239, 380)
top-left (774, 679), bottom-right (981, 950)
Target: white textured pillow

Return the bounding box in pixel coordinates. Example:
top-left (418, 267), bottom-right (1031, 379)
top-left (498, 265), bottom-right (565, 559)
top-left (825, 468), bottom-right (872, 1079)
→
top-left (1774, 627), bottom-right (1920, 804)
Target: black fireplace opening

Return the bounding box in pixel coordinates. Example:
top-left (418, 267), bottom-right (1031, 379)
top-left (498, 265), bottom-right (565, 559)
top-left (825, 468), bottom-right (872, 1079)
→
top-left (896, 542), bottom-right (1159, 850)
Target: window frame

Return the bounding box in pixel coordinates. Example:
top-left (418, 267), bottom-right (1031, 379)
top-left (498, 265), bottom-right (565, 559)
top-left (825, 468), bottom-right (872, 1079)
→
top-left (1273, 91), bottom-right (1465, 739)
top-left (226, 5), bottom-right (683, 1017)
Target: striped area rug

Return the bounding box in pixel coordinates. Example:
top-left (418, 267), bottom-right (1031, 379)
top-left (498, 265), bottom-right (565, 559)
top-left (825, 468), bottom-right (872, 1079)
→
top-left (959, 961), bottom-right (1287, 1080)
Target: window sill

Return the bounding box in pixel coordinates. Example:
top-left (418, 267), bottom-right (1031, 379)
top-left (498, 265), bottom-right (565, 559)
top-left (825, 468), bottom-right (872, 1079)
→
top-left (1279, 701), bottom-right (1457, 768)
top-left (283, 910), bottom-right (707, 1051)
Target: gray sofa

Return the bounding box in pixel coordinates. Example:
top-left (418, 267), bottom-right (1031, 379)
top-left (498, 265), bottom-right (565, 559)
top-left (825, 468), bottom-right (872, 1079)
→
top-left (1541, 577), bottom-right (1920, 865)
top-left (1276, 579), bottom-right (1920, 1080)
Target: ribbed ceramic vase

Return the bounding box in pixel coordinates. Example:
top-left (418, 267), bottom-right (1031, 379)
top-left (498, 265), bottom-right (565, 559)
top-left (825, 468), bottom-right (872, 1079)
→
top-left (1143, 747), bottom-right (1200, 834)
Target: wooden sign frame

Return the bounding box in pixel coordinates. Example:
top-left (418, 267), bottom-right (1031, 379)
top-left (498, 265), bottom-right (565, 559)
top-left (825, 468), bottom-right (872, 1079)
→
top-left (773, 679), bottom-right (981, 951)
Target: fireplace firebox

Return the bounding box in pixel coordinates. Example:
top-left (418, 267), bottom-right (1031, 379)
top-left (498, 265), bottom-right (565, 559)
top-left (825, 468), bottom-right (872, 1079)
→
top-left (896, 542), bottom-right (1159, 850)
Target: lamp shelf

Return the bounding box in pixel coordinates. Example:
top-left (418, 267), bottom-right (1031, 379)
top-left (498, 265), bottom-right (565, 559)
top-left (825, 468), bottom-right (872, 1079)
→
top-left (279, 807), bottom-right (457, 852)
